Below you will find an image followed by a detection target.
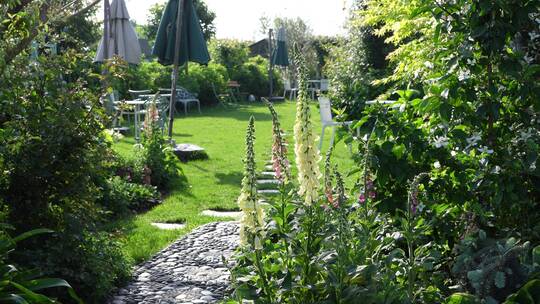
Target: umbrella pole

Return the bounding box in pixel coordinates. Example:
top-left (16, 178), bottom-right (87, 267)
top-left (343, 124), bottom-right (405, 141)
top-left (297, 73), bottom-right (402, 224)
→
top-left (103, 0), bottom-right (110, 57)
top-left (168, 0), bottom-right (186, 143)
top-left (268, 28), bottom-right (273, 98)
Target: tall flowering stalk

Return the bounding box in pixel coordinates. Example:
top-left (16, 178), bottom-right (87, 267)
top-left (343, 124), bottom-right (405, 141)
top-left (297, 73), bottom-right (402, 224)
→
top-left (266, 100), bottom-right (291, 184)
top-left (405, 172), bottom-right (429, 301)
top-left (294, 59), bottom-right (321, 206)
top-left (324, 147), bottom-right (335, 208)
top-left (237, 116), bottom-right (273, 302)
top-left (237, 116), bottom-right (264, 248)
top-left (143, 100), bottom-right (160, 137)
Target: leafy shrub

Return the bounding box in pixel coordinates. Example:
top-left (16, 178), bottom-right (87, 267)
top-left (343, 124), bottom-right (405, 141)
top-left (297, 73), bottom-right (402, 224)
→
top-left (20, 230), bottom-right (132, 304)
top-left (324, 17), bottom-right (392, 118)
top-left (129, 60), bottom-right (171, 93)
top-left (452, 232), bottom-right (539, 302)
top-left (0, 45), bottom-right (132, 302)
top-left (232, 56), bottom-right (281, 98)
top-left (504, 279), bottom-right (540, 303)
top-left (99, 176), bottom-right (160, 216)
top-left (208, 39), bottom-right (250, 77)
top-left (179, 62), bottom-right (229, 105)
top-left (0, 227), bottom-right (82, 303)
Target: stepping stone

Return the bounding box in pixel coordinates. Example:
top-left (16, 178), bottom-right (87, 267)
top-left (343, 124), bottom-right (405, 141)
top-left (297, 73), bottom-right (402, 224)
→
top-left (172, 143), bottom-right (207, 162)
top-left (258, 189), bottom-right (280, 195)
top-left (201, 210), bottom-right (242, 219)
top-left (257, 179), bottom-right (279, 185)
top-left (112, 126), bottom-right (129, 134)
top-left (259, 171), bottom-right (277, 178)
top-left (151, 222), bottom-right (186, 230)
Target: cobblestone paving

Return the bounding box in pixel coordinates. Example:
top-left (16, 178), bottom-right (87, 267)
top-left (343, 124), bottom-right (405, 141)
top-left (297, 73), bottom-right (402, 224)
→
top-left (109, 221), bottom-right (239, 304)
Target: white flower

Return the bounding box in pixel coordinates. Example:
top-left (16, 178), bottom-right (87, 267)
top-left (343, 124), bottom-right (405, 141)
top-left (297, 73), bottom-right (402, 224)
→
top-left (294, 72), bottom-right (321, 206)
top-left (466, 133), bottom-right (481, 146)
top-left (433, 136), bottom-right (449, 148)
top-left (478, 146), bottom-right (494, 154)
top-left (441, 88), bottom-right (449, 99)
top-left (520, 129), bottom-right (534, 141)
top-left (434, 161), bottom-right (441, 169)
top-left (458, 69), bottom-right (471, 81)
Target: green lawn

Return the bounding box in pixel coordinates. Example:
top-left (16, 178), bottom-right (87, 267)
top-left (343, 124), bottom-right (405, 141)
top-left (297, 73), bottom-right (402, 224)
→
top-left (111, 101), bottom-right (356, 264)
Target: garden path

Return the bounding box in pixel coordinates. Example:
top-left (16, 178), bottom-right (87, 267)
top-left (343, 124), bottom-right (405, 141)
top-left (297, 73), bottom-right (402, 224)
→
top-left (109, 221), bottom-right (239, 304)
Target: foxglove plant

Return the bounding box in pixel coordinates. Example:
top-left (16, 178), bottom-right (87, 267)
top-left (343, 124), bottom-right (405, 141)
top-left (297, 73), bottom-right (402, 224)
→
top-left (143, 100), bottom-right (159, 137)
top-left (293, 60), bottom-right (321, 206)
top-left (266, 100), bottom-right (291, 184)
top-left (404, 172), bottom-right (430, 301)
top-left (237, 116), bottom-right (265, 248)
top-left (324, 147), bottom-right (336, 208)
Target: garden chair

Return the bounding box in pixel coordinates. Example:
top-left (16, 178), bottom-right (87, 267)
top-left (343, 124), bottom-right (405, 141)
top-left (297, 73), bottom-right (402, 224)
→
top-left (319, 79), bottom-right (329, 94)
top-left (212, 83), bottom-right (232, 108)
top-left (283, 79), bottom-right (298, 100)
top-left (103, 92), bottom-right (134, 132)
top-left (177, 87), bottom-right (201, 115)
top-left (318, 96), bottom-right (356, 150)
top-left (159, 87), bottom-right (201, 115)
top-left (128, 89), bottom-right (151, 100)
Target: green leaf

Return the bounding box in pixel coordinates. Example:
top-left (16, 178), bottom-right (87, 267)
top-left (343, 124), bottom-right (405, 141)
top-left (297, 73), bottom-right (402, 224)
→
top-left (446, 293), bottom-right (480, 304)
top-left (392, 143), bottom-right (406, 159)
top-left (23, 278), bottom-right (71, 291)
top-left (12, 229), bottom-right (54, 243)
top-left (533, 245), bottom-right (540, 268)
top-left (434, 23), bottom-right (442, 43)
top-left (0, 294), bottom-right (30, 304)
top-left (10, 282), bottom-right (56, 303)
top-left (494, 271), bottom-right (506, 289)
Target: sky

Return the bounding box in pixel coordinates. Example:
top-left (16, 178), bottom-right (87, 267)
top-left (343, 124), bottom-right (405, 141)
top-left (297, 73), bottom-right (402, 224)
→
top-left (99, 0), bottom-right (352, 41)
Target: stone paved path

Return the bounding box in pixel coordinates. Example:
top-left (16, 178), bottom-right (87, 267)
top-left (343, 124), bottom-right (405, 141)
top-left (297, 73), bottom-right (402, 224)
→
top-left (109, 221), bottom-right (239, 304)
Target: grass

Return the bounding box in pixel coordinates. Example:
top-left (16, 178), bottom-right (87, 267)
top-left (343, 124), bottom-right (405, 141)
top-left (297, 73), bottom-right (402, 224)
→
top-left (111, 101), bottom-right (356, 264)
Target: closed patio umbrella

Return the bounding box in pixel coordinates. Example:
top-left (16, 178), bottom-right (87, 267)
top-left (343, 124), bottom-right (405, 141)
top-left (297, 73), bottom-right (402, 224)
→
top-left (152, 0), bottom-right (210, 141)
top-left (95, 0), bottom-right (142, 64)
top-left (268, 27), bottom-right (289, 99)
top-left (272, 27), bottom-right (289, 67)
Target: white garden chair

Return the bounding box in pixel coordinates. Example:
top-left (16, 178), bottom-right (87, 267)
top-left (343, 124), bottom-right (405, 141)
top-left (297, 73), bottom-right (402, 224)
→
top-left (319, 79), bottom-right (329, 93)
top-left (318, 97), bottom-right (355, 150)
top-left (283, 79), bottom-right (298, 100)
top-left (159, 87), bottom-right (201, 115)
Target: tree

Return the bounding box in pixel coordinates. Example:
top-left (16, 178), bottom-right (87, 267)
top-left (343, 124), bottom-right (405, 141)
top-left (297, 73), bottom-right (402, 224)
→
top-left (259, 17), bottom-right (319, 81)
top-left (0, 0), bottom-right (101, 72)
top-left (143, 0), bottom-right (216, 42)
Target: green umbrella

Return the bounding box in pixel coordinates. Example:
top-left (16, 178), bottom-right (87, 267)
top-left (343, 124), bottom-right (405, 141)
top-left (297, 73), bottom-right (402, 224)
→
top-left (272, 27), bottom-right (289, 67)
top-left (152, 0), bottom-right (210, 140)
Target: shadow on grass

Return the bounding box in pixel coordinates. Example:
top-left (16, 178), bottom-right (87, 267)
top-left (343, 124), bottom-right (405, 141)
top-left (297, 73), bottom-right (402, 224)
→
top-left (215, 171), bottom-right (243, 186)
top-left (173, 103), bottom-right (273, 122)
top-left (168, 171), bottom-right (195, 198)
top-left (170, 132), bottom-right (193, 138)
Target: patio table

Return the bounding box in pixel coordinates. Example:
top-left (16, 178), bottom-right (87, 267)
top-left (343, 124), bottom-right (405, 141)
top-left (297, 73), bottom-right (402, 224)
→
top-left (116, 99), bottom-right (147, 142)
